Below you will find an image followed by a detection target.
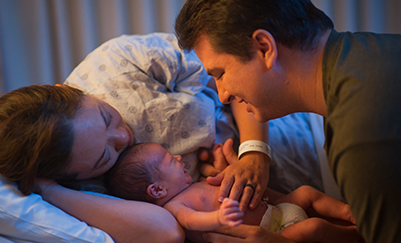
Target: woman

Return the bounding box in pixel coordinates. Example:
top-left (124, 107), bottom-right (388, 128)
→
top-left (0, 33), bottom-right (270, 242)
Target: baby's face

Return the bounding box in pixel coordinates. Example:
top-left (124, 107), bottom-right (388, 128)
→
top-left (149, 144), bottom-right (192, 194)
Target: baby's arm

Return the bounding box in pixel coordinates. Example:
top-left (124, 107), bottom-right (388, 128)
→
top-left (164, 198), bottom-right (244, 231)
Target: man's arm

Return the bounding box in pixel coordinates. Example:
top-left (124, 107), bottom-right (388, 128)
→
top-left (208, 100), bottom-right (271, 211)
top-left (204, 224), bottom-right (296, 243)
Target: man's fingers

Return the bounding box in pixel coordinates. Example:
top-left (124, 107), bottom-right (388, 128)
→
top-left (217, 175), bottom-right (234, 202)
top-left (249, 186), bottom-right (263, 209)
top-left (222, 139), bottom-right (238, 165)
top-left (212, 143), bottom-right (228, 171)
top-left (213, 225), bottom-right (251, 238)
top-left (207, 225), bottom-right (296, 243)
top-left (203, 232), bottom-right (244, 243)
top-left (228, 220), bottom-right (243, 227)
top-left (239, 186), bottom-right (254, 211)
top-left (206, 171), bottom-right (224, 186)
top-left (228, 180), bottom-right (246, 202)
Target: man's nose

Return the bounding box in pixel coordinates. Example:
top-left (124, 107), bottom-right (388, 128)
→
top-left (216, 82), bottom-right (234, 104)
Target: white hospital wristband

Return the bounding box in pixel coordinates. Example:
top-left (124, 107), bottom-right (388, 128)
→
top-left (238, 140), bottom-right (271, 159)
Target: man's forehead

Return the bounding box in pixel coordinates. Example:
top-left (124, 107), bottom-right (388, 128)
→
top-left (194, 36), bottom-right (224, 68)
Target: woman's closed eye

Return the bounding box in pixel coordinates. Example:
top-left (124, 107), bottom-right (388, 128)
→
top-left (99, 104), bottom-right (113, 127)
top-left (104, 109), bottom-right (113, 127)
top-left (104, 146), bottom-right (112, 166)
top-left (95, 146), bottom-right (111, 170)
top-left (106, 112), bottom-right (113, 127)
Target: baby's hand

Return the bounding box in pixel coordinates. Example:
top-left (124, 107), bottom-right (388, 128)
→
top-left (219, 198), bottom-right (244, 227)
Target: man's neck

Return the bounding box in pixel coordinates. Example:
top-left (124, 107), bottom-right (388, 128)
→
top-left (278, 29), bottom-right (332, 116)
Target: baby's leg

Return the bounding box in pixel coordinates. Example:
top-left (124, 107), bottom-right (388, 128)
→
top-left (280, 217), bottom-right (362, 243)
top-left (275, 185), bottom-right (356, 224)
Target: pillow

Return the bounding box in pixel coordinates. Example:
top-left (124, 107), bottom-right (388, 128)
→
top-left (0, 175), bottom-right (114, 243)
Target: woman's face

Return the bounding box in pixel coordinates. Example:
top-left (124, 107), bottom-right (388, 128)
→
top-left (66, 96), bottom-right (134, 180)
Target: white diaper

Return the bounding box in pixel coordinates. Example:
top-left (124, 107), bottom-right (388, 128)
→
top-left (260, 202), bottom-right (308, 233)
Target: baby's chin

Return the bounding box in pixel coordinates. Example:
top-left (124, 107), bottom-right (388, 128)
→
top-left (184, 172), bottom-right (193, 184)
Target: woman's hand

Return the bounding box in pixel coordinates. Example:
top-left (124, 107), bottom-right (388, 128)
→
top-left (203, 224), bottom-right (295, 243)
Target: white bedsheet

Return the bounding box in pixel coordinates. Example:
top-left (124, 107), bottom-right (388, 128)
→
top-left (309, 113), bottom-right (342, 201)
top-left (0, 175), bottom-right (114, 243)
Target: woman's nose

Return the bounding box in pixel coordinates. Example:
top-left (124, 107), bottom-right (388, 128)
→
top-left (109, 127), bottom-right (129, 153)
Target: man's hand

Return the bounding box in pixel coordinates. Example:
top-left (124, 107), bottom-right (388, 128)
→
top-left (199, 139), bottom-right (271, 211)
top-left (203, 224), bottom-right (296, 243)
top-left (207, 140), bottom-right (270, 211)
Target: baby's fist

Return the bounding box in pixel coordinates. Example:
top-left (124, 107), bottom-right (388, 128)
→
top-left (219, 198), bottom-right (244, 227)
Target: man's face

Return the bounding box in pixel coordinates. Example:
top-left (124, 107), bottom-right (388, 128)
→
top-left (194, 35), bottom-right (289, 122)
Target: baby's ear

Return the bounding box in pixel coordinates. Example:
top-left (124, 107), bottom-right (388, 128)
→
top-left (147, 183), bottom-right (167, 199)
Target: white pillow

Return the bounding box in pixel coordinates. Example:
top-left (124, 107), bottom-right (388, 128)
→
top-left (0, 175), bottom-right (114, 243)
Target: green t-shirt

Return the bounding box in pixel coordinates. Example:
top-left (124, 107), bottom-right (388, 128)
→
top-left (322, 30), bottom-right (401, 243)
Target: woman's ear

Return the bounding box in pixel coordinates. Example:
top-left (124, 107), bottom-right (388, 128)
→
top-left (147, 183), bottom-right (167, 199)
top-left (252, 29), bottom-right (278, 70)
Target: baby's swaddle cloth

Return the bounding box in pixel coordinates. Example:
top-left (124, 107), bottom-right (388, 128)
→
top-left (260, 202), bottom-right (308, 233)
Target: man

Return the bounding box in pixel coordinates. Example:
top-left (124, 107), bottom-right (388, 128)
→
top-left (175, 0), bottom-right (401, 242)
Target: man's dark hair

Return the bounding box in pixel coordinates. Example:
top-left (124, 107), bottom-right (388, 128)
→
top-left (175, 0), bottom-right (333, 61)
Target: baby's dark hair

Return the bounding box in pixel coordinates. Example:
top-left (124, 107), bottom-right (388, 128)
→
top-left (105, 143), bottom-right (162, 203)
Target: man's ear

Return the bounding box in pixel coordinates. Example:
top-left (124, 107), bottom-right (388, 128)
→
top-left (252, 29), bottom-right (278, 69)
top-left (147, 183), bottom-right (168, 199)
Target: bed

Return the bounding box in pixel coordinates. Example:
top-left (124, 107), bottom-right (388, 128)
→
top-left (0, 33), bottom-right (341, 243)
